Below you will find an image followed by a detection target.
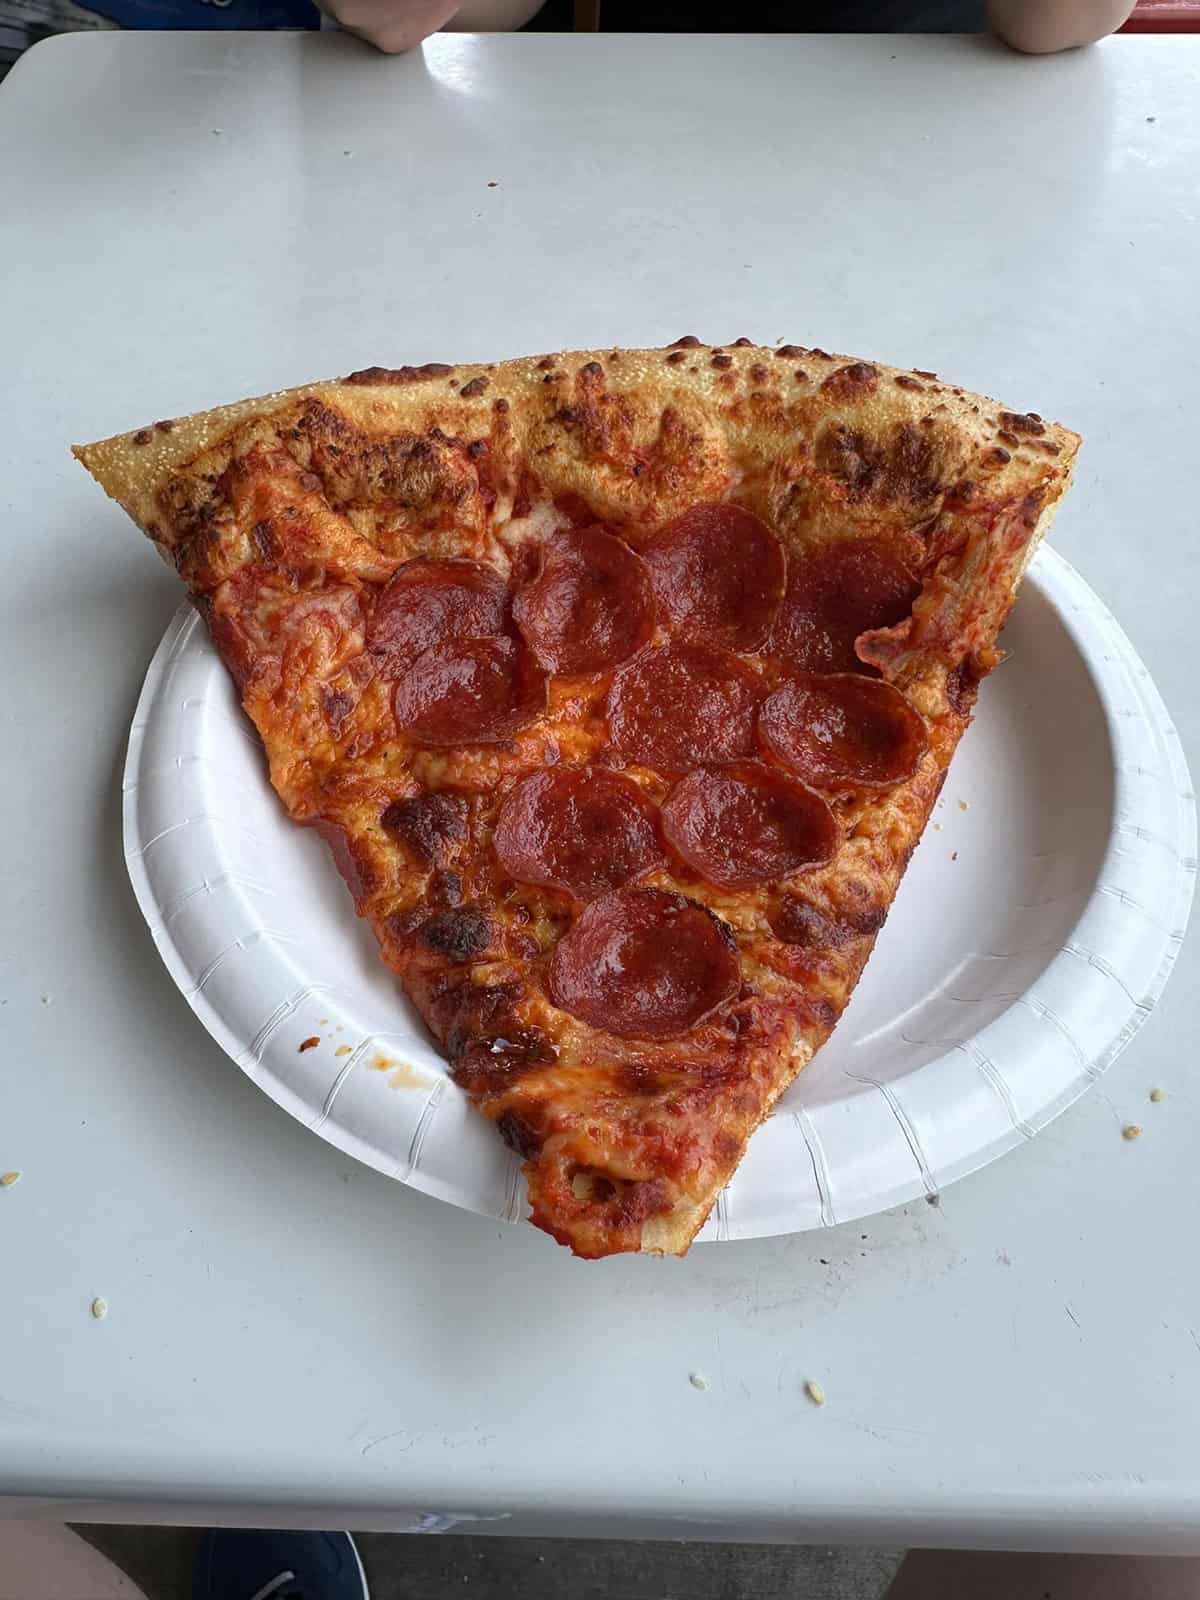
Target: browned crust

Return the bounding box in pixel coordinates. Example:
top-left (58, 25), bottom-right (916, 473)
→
top-left (74, 340), bottom-right (1079, 1258)
top-left (74, 341), bottom-right (1076, 544)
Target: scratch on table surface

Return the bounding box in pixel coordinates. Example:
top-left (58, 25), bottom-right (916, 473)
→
top-left (360, 1428), bottom-right (418, 1458)
top-left (1190, 1328), bottom-right (1200, 1356)
top-left (833, 1417), bottom-right (930, 1446)
top-left (1065, 1303), bottom-right (1082, 1330)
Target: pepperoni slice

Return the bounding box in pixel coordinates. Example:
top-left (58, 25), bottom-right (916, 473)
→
top-left (549, 888), bottom-right (739, 1041)
top-left (512, 527), bottom-right (655, 675)
top-left (662, 763), bottom-right (837, 890)
top-left (393, 636), bottom-right (546, 747)
top-left (758, 673), bottom-right (928, 791)
top-left (368, 559), bottom-right (508, 672)
top-left (606, 643), bottom-right (760, 771)
top-left (644, 502), bottom-right (786, 651)
top-left (765, 540), bottom-right (920, 675)
top-left (494, 768), bottom-right (664, 901)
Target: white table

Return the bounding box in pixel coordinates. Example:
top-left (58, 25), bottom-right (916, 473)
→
top-left (2, 28), bottom-right (1198, 1553)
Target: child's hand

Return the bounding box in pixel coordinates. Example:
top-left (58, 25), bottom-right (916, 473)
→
top-left (326, 0), bottom-right (543, 52)
top-left (325, 0), bottom-right (461, 52)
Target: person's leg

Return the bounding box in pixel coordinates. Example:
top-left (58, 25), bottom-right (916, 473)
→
top-left (887, 1550), bottom-right (1200, 1599)
top-left (0, 1522), bottom-right (150, 1600)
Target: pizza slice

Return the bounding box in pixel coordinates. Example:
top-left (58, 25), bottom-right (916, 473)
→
top-left (75, 340), bottom-right (1079, 1257)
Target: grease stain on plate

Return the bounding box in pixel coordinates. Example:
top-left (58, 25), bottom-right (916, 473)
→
top-left (370, 1053), bottom-right (437, 1091)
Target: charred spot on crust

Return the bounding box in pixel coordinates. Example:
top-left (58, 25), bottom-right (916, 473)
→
top-left (382, 906), bottom-right (425, 943)
top-left (822, 361), bottom-right (880, 400)
top-left (1018, 488), bottom-right (1045, 529)
top-left (772, 893), bottom-right (886, 950)
top-left (154, 419), bottom-right (175, 434)
top-left (815, 420), bottom-right (941, 506)
top-left (420, 905), bottom-right (492, 962)
top-left (427, 869), bottom-right (464, 909)
top-left (998, 410), bottom-right (1046, 437)
top-left (983, 445), bottom-right (1012, 468)
top-left (665, 351), bottom-right (688, 365)
top-left (913, 368), bottom-right (937, 380)
top-left (810, 997), bottom-right (838, 1030)
top-left (894, 375), bottom-right (925, 391)
top-left (714, 1129), bottom-right (741, 1162)
top-left (459, 376), bottom-right (489, 398)
top-left (250, 519), bottom-right (278, 561)
top-left (319, 682), bottom-right (356, 731)
top-left (380, 792), bottom-right (469, 865)
top-left (343, 363), bottom-right (453, 385)
top-left (732, 337), bottom-right (754, 348)
top-left (749, 363), bottom-right (770, 384)
top-left (567, 1167), bottom-right (669, 1226)
top-left (613, 1177), bottom-right (671, 1226)
top-left (945, 653), bottom-right (989, 715)
top-left (496, 1109), bottom-right (543, 1160)
top-left (669, 335), bottom-right (703, 348)
top-left (776, 344), bottom-right (806, 359)
top-left (432, 976), bottom-right (516, 1047)
top-left (296, 399), bottom-right (476, 512)
top-left (157, 471), bottom-right (226, 582)
top-left (133, 428), bottom-right (153, 446)
top-left (711, 354), bottom-right (733, 369)
top-left (452, 1030), bottom-right (556, 1097)
top-left (438, 979), bottom-right (557, 1096)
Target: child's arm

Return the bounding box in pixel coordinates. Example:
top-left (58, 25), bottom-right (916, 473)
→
top-left (988, 0), bottom-right (1136, 51)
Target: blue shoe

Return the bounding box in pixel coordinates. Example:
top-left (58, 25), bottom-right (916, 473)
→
top-left (193, 1530), bottom-right (368, 1600)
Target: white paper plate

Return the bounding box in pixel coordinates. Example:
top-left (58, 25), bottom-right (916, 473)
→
top-left (124, 547), bottom-right (1195, 1240)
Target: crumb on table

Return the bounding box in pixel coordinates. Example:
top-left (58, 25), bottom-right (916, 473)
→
top-left (805, 1379), bottom-right (826, 1407)
top-left (1122, 1124), bottom-right (1143, 1141)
